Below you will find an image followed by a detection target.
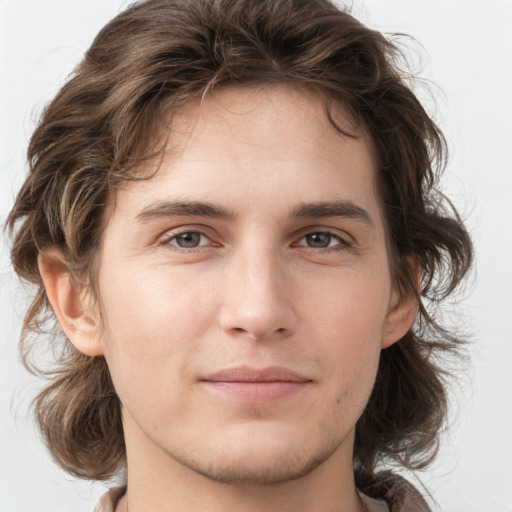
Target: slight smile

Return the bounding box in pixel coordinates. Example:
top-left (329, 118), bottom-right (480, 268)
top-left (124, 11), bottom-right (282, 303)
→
top-left (201, 366), bottom-right (313, 403)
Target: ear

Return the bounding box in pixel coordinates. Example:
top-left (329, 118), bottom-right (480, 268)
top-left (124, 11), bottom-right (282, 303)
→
top-left (38, 248), bottom-right (104, 356)
top-left (381, 261), bottom-right (420, 349)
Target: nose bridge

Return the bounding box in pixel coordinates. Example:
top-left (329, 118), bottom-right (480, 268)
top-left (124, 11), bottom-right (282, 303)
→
top-left (219, 235), bottom-right (295, 339)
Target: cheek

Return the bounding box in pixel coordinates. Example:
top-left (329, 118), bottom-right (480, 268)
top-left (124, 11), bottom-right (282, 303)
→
top-left (100, 261), bottom-right (217, 341)
top-left (304, 263), bottom-right (391, 344)
top-left (302, 268), bottom-right (389, 403)
top-left (97, 265), bottom-right (218, 413)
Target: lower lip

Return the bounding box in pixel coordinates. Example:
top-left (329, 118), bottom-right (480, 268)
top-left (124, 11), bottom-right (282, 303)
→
top-left (202, 381), bottom-right (309, 403)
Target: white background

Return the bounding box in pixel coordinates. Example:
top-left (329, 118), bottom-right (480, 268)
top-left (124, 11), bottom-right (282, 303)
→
top-left (1, 1), bottom-right (511, 511)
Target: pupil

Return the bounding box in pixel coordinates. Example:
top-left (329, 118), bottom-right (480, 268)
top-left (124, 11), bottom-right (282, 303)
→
top-left (176, 232), bottom-right (200, 247)
top-left (307, 233), bottom-right (331, 248)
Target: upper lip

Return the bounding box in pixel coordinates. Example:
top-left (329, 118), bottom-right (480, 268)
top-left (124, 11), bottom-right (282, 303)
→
top-left (202, 366), bottom-right (311, 383)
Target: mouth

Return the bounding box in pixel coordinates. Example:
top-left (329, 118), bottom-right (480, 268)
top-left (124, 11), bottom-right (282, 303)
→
top-left (201, 366), bottom-right (313, 403)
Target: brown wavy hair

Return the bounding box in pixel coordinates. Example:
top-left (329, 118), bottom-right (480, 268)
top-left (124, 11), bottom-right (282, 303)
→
top-left (7, 0), bottom-right (472, 485)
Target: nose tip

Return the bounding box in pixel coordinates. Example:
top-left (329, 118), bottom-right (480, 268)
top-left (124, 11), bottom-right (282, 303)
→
top-left (218, 256), bottom-right (296, 341)
top-left (223, 310), bottom-right (291, 341)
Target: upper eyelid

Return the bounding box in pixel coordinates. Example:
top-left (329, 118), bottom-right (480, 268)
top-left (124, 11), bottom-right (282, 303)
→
top-left (168, 230), bottom-right (209, 240)
top-left (155, 229), bottom-right (211, 252)
top-left (159, 225), bottom-right (216, 240)
top-left (160, 229), bottom-right (215, 252)
top-left (293, 226), bottom-right (354, 244)
top-left (157, 225), bottom-right (355, 245)
top-left (294, 232), bottom-right (352, 249)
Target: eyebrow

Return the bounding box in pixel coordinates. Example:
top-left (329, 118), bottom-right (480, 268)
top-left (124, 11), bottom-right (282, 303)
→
top-left (135, 199), bottom-right (374, 228)
top-left (135, 200), bottom-right (236, 222)
top-left (290, 201), bottom-right (375, 228)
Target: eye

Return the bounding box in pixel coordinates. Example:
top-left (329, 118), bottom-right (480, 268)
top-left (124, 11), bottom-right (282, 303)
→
top-left (168, 231), bottom-right (210, 249)
top-left (297, 231), bottom-right (348, 249)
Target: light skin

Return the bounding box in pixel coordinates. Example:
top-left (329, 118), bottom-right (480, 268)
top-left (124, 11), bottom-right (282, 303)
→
top-left (39, 86), bottom-right (417, 512)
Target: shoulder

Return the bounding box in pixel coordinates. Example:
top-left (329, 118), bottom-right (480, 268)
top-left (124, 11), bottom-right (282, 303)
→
top-left (357, 471), bottom-right (431, 512)
top-left (93, 486), bottom-right (126, 512)
top-left (94, 476), bottom-right (429, 512)
top-left (359, 491), bottom-right (390, 512)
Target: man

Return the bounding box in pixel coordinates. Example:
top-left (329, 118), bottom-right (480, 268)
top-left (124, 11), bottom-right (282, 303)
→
top-left (7, 0), bottom-right (472, 511)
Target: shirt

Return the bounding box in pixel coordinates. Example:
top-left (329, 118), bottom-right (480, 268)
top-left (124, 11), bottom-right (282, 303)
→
top-left (94, 474), bottom-right (430, 512)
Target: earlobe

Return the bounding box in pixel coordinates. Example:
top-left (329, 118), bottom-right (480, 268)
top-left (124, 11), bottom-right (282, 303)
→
top-left (38, 248), bottom-right (104, 357)
top-left (381, 288), bottom-right (419, 349)
top-left (381, 259), bottom-right (421, 349)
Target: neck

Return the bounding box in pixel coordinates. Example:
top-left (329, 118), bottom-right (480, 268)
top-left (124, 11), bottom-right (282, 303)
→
top-left (121, 421), bottom-right (364, 512)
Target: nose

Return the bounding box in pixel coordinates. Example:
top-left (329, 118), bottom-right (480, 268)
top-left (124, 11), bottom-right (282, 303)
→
top-left (218, 243), bottom-right (297, 341)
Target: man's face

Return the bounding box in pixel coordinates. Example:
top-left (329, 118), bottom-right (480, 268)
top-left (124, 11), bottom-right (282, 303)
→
top-left (95, 86), bottom-right (405, 484)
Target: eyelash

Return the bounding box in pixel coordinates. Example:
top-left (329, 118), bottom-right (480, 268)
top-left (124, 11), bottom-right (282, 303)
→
top-left (294, 230), bottom-right (351, 252)
top-left (162, 229), bottom-right (213, 252)
top-left (161, 228), bottom-right (352, 254)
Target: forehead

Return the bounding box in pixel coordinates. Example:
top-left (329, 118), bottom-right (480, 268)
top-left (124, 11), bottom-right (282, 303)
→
top-left (108, 85), bottom-right (382, 229)
top-left (167, 85), bottom-right (372, 170)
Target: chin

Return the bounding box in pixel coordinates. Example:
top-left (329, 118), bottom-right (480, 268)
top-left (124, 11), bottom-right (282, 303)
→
top-left (171, 426), bottom-right (346, 486)
top-left (184, 449), bottom-right (332, 485)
